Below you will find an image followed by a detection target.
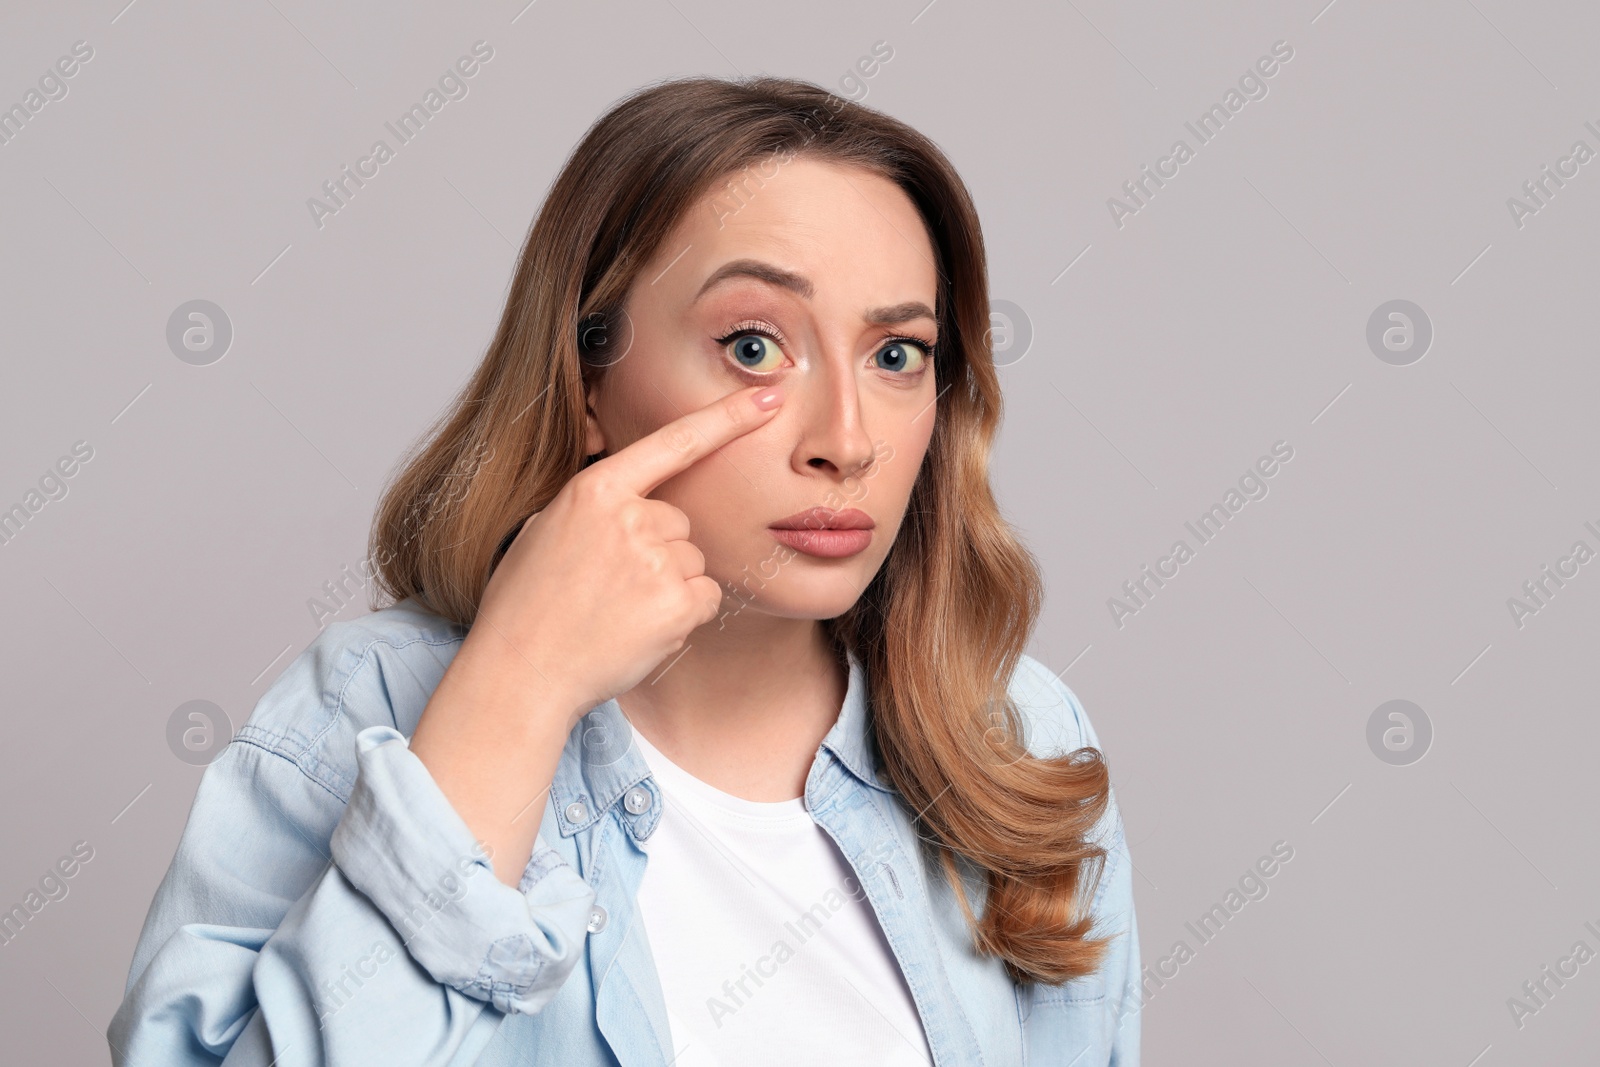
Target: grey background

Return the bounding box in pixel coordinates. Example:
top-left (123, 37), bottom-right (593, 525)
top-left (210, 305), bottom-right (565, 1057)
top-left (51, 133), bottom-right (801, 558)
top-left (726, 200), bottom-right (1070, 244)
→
top-left (2, 0), bottom-right (1596, 1062)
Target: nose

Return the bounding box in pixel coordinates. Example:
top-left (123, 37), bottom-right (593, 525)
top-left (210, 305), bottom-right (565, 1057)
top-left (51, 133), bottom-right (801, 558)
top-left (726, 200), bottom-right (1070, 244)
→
top-left (790, 356), bottom-right (878, 481)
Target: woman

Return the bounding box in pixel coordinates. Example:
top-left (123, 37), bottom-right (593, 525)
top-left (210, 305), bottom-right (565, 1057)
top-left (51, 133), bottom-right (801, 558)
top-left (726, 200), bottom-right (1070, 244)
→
top-left (110, 75), bottom-right (1141, 1065)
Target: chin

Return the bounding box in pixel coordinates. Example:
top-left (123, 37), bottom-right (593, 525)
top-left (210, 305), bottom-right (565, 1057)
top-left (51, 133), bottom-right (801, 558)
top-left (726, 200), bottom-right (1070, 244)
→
top-left (710, 566), bottom-right (873, 624)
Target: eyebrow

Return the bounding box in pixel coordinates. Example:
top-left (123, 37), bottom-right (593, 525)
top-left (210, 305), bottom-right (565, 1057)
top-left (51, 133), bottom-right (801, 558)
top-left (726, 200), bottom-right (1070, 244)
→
top-left (693, 257), bottom-right (936, 327)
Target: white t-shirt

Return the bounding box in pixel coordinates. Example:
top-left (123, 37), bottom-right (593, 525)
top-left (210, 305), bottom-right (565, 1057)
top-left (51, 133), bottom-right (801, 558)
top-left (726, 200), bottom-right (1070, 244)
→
top-left (624, 720), bottom-right (934, 1066)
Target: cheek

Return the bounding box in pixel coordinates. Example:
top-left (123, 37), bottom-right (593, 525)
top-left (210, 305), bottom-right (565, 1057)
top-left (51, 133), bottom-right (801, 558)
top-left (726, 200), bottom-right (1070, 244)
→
top-left (870, 411), bottom-right (935, 504)
top-left (596, 333), bottom-right (722, 449)
top-left (654, 464), bottom-right (734, 518)
top-left (649, 435), bottom-right (768, 541)
top-left (604, 371), bottom-right (677, 446)
top-left (653, 437), bottom-right (798, 587)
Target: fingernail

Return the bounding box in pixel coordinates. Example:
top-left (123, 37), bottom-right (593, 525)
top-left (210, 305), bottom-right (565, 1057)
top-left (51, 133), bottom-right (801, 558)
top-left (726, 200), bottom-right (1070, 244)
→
top-left (752, 386), bottom-right (785, 410)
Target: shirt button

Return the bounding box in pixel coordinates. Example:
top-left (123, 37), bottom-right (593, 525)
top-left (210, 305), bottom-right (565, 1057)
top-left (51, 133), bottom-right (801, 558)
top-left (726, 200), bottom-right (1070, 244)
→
top-left (564, 801), bottom-right (588, 824)
top-left (623, 786), bottom-right (651, 815)
top-left (587, 904), bottom-right (608, 933)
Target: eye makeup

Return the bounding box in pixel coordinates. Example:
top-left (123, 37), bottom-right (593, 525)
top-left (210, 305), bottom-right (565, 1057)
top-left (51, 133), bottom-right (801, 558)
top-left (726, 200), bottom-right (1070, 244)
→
top-left (713, 318), bottom-right (792, 350)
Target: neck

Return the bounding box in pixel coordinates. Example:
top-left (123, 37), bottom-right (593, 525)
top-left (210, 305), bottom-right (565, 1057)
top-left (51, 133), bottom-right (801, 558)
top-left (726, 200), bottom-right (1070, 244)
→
top-left (615, 612), bottom-right (846, 802)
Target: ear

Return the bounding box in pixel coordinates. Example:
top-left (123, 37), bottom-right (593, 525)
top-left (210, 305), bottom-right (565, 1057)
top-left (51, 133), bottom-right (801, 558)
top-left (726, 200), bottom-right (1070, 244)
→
top-left (583, 375), bottom-right (608, 458)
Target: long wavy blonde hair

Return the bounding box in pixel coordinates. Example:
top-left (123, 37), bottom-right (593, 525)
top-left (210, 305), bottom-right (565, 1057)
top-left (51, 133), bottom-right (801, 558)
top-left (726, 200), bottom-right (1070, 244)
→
top-left (366, 75), bottom-right (1113, 986)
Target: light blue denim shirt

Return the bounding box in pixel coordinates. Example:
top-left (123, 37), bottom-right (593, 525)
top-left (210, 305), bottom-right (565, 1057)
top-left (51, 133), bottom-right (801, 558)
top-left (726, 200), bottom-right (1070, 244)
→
top-left (109, 597), bottom-right (1141, 1066)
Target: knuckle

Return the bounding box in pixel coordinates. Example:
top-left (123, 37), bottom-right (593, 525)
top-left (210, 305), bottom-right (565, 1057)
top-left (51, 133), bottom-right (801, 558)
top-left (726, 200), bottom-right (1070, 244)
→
top-left (561, 469), bottom-right (589, 497)
top-left (694, 574), bottom-right (722, 606)
top-left (663, 423), bottom-right (697, 455)
top-left (572, 471), bottom-right (611, 505)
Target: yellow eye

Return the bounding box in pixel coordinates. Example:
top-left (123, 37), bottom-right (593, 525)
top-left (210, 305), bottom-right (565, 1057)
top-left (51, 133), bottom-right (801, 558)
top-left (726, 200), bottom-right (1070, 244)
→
top-left (875, 337), bottom-right (932, 373)
top-left (723, 331), bottom-right (785, 373)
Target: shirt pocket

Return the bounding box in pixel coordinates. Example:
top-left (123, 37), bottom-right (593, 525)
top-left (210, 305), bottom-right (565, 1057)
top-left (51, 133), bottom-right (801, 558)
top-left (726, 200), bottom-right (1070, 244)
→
top-left (1021, 972), bottom-right (1114, 1066)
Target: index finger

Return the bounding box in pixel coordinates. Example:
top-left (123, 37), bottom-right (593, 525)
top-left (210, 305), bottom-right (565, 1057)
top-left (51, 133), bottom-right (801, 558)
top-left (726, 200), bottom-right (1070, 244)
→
top-left (599, 384), bottom-right (785, 497)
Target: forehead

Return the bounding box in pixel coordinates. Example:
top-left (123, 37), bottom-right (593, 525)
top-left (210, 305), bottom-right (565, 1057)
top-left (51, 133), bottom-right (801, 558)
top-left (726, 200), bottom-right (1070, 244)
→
top-left (653, 156), bottom-right (938, 310)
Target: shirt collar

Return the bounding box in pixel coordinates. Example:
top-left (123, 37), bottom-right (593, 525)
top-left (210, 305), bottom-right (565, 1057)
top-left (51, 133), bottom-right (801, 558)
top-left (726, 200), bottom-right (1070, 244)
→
top-left (820, 644), bottom-right (894, 794)
top-left (548, 645), bottom-right (893, 839)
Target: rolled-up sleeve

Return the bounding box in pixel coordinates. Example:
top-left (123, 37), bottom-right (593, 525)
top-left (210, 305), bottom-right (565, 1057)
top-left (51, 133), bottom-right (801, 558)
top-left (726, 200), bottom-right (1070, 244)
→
top-left (329, 725), bottom-right (595, 1015)
top-left (109, 621), bottom-right (598, 1066)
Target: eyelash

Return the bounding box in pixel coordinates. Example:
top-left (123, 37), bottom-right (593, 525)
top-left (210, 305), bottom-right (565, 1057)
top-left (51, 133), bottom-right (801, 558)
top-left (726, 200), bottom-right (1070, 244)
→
top-left (712, 319), bottom-right (790, 353)
top-left (711, 319), bottom-right (937, 373)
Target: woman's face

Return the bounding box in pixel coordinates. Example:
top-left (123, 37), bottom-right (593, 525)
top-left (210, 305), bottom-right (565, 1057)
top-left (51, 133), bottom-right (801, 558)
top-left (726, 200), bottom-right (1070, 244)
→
top-left (584, 155), bottom-right (940, 623)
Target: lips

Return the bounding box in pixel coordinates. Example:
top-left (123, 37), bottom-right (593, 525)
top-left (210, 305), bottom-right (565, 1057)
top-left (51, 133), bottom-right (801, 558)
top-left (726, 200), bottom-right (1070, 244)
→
top-left (768, 507), bottom-right (875, 559)
top-left (769, 506), bottom-right (876, 531)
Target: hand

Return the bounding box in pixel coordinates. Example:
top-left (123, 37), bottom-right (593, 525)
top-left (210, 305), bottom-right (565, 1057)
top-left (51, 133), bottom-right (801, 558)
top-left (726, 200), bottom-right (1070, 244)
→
top-left (471, 382), bottom-right (786, 722)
